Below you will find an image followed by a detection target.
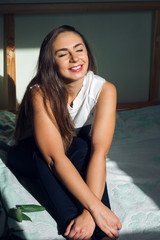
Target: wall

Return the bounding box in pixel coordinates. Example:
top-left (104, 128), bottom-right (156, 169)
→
top-left (15, 11), bottom-right (153, 103)
top-left (0, 15), bottom-right (6, 109)
top-left (0, 1), bottom-right (158, 107)
top-left (0, 0), bottom-right (158, 3)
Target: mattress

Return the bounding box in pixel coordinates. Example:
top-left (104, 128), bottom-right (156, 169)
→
top-left (0, 106), bottom-right (160, 240)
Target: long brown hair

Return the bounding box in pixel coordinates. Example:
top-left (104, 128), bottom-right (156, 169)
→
top-left (14, 25), bottom-right (97, 152)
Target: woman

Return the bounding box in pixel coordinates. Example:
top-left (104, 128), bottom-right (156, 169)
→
top-left (8, 25), bottom-right (122, 240)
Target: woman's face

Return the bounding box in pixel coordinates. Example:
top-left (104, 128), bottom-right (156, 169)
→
top-left (53, 31), bottom-right (89, 83)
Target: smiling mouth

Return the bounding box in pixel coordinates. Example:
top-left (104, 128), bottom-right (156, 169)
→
top-left (69, 65), bottom-right (83, 72)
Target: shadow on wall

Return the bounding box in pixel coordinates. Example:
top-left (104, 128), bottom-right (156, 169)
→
top-left (0, 74), bottom-right (18, 112)
top-left (0, 75), bottom-right (6, 110)
top-left (8, 74), bottom-right (18, 112)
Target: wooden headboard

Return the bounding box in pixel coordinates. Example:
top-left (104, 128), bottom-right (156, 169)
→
top-left (0, 1), bottom-right (160, 111)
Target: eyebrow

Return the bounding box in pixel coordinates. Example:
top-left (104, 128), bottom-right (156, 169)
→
top-left (55, 43), bottom-right (83, 55)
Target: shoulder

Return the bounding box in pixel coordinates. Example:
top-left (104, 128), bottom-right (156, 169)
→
top-left (30, 85), bottom-right (43, 102)
top-left (88, 71), bottom-right (116, 94)
top-left (30, 85), bottom-right (58, 126)
top-left (96, 80), bottom-right (117, 109)
top-left (101, 80), bottom-right (117, 96)
top-left (30, 85), bottom-right (47, 114)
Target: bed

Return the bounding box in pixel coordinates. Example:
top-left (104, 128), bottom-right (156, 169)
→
top-left (0, 105), bottom-right (160, 240)
top-left (0, 1), bottom-right (160, 239)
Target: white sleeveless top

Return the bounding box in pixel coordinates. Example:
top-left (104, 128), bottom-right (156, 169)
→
top-left (10, 71), bottom-right (105, 145)
top-left (68, 71), bottom-right (105, 136)
top-left (27, 71), bottom-right (105, 138)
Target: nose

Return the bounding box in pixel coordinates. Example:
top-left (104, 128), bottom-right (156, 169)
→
top-left (69, 52), bottom-right (78, 62)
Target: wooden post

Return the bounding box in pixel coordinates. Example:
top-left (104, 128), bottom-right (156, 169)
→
top-left (150, 10), bottom-right (160, 102)
top-left (4, 14), bottom-right (16, 112)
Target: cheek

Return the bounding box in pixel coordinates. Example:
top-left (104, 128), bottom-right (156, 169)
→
top-left (56, 60), bottom-right (68, 71)
top-left (83, 55), bottom-right (89, 67)
top-left (84, 53), bottom-right (89, 62)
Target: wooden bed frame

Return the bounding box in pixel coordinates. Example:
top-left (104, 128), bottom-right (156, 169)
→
top-left (0, 1), bottom-right (160, 111)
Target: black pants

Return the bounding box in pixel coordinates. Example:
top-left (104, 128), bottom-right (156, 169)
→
top-left (8, 136), bottom-right (110, 239)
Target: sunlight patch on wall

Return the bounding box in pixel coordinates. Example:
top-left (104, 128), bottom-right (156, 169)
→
top-left (0, 50), bottom-right (3, 77)
top-left (0, 15), bottom-right (5, 109)
top-left (0, 49), bottom-right (4, 109)
top-left (16, 48), bottom-right (39, 103)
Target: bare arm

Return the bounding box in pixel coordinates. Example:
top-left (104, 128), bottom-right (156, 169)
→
top-left (65, 82), bottom-right (121, 239)
top-left (86, 81), bottom-right (117, 199)
top-left (31, 88), bottom-right (121, 239)
top-left (31, 89), bottom-right (98, 211)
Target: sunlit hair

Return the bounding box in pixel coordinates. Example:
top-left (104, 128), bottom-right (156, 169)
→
top-left (14, 25), bottom-right (97, 152)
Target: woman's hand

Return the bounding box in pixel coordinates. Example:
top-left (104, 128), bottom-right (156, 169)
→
top-left (91, 201), bottom-right (122, 239)
top-left (64, 209), bottom-right (95, 240)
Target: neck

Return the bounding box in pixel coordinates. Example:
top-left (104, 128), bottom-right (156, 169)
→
top-left (66, 78), bottom-right (84, 106)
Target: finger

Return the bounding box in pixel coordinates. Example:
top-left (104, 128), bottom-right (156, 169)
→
top-left (80, 230), bottom-right (92, 240)
top-left (76, 232), bottom-right (90, 240)
top-left (68, 226), bottom-right (78, 239)
top-left (64, 219), bottom-right (75, 236)
top-left (112, 229), bottom-right (119, 239)
top-left (83, 235), bottom-right (92, 240)
top-left (72, 232), bottom-right (83, 240)
top-left (68, 227), bottom-right (85, 239)
top-left (117, 221), bottom-right (122, 230)
top-left (105, 229), bottom-right (117, 240)
top-left (68, 231), bottom-right (77, 239)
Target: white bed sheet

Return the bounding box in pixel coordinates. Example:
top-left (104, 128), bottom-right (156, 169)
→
top-left (0, 106), bottom-right (160, 240)
top-left (107, 105), bottom-right (160, 239)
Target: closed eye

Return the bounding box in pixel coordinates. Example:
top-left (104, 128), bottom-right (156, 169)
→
top-left (76, 49), bottom-right (83, 52)
top-left (59, 54), bottom-right (67, 57)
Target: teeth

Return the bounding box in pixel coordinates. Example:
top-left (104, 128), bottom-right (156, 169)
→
top-left (71, 65), bottom-right (81, 70)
